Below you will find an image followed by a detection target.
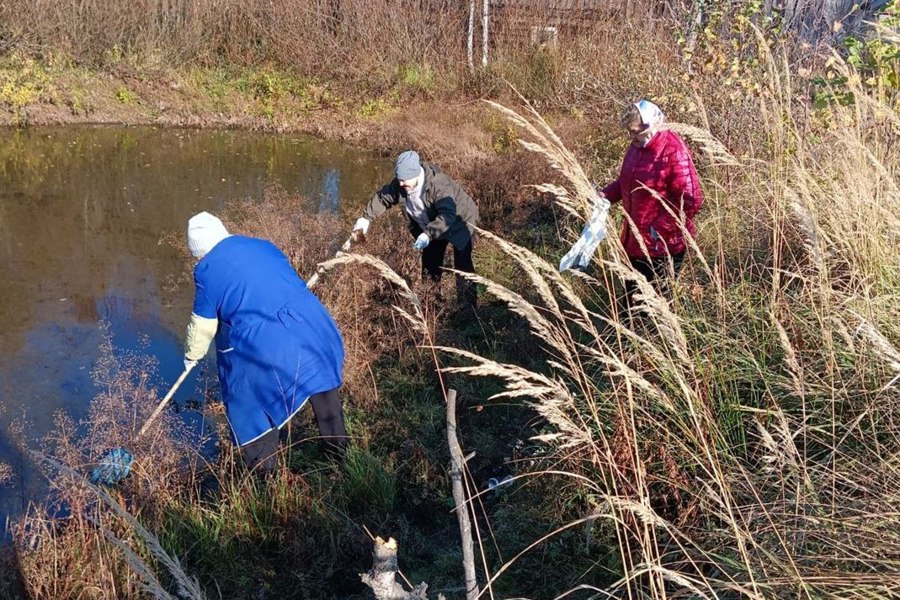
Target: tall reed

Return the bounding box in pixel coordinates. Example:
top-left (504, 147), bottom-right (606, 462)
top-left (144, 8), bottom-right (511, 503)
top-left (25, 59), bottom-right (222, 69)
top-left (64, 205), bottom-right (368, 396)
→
top-left (438, 48), bottom-right (900, 598)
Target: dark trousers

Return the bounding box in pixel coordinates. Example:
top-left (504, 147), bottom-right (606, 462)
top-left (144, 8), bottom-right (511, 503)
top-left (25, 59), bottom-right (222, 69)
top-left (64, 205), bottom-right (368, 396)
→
top-left (421, 238), bottom-right (477, 307)
top-left (623, 252), bottom-right (685, 313)
top-left (241, 387), bottom-right (348, 473)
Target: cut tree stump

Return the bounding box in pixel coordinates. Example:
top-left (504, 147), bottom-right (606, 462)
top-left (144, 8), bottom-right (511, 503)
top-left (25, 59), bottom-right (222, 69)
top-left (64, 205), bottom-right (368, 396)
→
top-left (360, 537), bottom-right (430, 600)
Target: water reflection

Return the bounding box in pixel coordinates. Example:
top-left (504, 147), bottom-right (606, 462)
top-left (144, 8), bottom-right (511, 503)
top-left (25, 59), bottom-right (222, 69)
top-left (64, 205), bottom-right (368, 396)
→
top-left (319, 168), bottom-right (341, 214)
top-left (0, 125), bottom-right (388, 534)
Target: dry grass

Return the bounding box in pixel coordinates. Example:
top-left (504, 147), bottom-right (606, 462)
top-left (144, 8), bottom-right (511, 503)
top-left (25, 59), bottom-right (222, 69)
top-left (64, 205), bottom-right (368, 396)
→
top-left (0, 0), bottom-right (469, 85)
top-left (375, 104), bottom-right (494, 172)
top-left (9, 322), bottom-right (206, 599)
top-left (38, 454), bottom-right (206, 600)
top-left (0, 462), bottom-right (11, 485)
top-left (433, 47), bottom-right (900, 599)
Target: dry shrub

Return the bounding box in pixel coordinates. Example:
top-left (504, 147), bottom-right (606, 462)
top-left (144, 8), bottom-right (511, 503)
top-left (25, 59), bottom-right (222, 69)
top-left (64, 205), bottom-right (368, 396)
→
top-left (48, 325), bottom-right (196, 514)
top-left (219, 185), bottom-right (341, 274)
top-left (376, 104), bottom-right (493, 171)
top-left (266, 0), bottom-right (468, 84)
top-left (0, 462), bottom-right (11, 485)
top-left (487, 10), bottom-right (681, 112)
top-left (0, 0), bottom-right (469, 83)
top-left (465, 150), bottom-right (558, 240)
top-left (9, 321), bottom-right (203, 600)
top-left (219, 186), bottom-right (435, 411)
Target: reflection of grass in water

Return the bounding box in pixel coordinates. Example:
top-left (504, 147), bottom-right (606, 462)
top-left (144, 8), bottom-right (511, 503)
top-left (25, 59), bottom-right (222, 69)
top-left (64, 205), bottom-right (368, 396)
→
top-left (0, 462), bottom-right (11, 485)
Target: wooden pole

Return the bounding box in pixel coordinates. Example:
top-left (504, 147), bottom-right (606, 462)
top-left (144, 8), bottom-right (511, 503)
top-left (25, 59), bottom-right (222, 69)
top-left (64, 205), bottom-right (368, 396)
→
top-left (481, 0), bottom-right (489, 67)
top-left (468, 0), bottom-right (475, 71)
top-left (446, 389), bottom-right (479, 600)
top-left (137, 363), bottom-right (195, 438)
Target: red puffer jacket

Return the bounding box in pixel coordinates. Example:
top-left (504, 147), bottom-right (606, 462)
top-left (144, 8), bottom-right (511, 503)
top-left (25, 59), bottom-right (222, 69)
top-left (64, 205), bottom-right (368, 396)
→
top-left (602, 130), bottom-right (703, 258)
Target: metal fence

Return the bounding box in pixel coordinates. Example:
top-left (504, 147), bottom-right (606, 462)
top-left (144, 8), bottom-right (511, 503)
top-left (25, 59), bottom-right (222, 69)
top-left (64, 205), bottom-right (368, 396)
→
top-left (462, 0), bottom-right (894, 68)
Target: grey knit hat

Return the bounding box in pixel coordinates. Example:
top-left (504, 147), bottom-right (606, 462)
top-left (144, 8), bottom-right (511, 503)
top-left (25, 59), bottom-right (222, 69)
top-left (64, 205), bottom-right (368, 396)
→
top-left (395, 150), bottom-right (421, 181)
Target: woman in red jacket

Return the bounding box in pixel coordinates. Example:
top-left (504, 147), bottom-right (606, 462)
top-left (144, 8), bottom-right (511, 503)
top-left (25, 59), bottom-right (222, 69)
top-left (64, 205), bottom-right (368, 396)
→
top-left (601, 99), bottom-right (703, 309)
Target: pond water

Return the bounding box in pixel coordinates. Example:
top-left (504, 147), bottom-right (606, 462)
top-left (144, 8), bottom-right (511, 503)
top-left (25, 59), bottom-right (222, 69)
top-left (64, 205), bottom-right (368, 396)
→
top-left (0, 125), bottom-right (389, 536)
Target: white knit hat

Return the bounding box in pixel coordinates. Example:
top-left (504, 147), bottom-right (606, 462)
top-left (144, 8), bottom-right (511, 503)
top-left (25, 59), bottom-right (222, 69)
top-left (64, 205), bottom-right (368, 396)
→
top-left (187, 211), bottom-right (230, 258)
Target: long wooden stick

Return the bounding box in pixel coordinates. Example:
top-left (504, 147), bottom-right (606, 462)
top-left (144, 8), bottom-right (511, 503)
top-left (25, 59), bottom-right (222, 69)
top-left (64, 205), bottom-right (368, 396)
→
top-left (446, 389), bottom-right (479, 600)
top-left (137, 362), bottom-right (196, 438)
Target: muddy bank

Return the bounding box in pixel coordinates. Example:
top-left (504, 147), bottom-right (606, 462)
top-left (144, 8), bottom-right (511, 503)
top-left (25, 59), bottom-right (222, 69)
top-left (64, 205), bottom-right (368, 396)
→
top-left (0, 64), bottom-right (499, 154)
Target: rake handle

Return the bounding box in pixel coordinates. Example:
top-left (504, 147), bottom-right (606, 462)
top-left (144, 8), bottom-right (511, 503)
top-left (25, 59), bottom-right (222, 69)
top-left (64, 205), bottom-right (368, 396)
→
top-left (306, 235), bottom-right (354, 290)
top-left (137, 362), bottom-right (196, 438)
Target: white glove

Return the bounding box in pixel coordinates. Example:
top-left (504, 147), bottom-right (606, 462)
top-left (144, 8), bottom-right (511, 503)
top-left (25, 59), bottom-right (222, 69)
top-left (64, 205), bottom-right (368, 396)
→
top-left (559, 194), bottom-right (611, 272)
top-left (352, 217), bottom-right (370, 235)
top-left (413, 232), bottom-right (430, 251)
top-left (183, 358), bottom-right (198, 372)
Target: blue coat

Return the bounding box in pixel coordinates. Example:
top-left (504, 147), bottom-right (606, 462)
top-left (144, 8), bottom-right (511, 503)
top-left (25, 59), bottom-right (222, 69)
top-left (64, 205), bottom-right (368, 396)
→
top-left (192, 235), bottom-right (344, 446)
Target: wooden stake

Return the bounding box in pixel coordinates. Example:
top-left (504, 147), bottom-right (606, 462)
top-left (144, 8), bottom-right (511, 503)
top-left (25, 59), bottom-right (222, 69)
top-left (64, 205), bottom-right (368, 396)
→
top-left (446, 389), bottom-right (479, 600)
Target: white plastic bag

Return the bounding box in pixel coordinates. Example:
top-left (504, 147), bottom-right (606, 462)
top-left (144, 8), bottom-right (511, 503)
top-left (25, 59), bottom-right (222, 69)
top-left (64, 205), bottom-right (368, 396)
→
top-left (559, 194), bottom-right (611, 272)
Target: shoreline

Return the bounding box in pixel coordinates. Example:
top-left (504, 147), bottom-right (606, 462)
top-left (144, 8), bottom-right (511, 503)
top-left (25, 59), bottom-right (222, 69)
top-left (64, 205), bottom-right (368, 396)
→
top-left (0, 62), bottom-right (446, 150)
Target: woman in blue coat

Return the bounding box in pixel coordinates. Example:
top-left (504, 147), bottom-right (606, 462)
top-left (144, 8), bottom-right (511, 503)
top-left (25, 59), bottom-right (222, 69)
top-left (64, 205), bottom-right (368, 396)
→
top-left (182, 212), bottom-right (347, 472)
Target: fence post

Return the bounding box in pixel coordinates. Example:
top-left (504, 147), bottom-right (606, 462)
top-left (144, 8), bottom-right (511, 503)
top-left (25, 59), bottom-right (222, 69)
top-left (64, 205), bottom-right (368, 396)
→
top-left (468, 0), bottom-right (476, 71)
top-left (482, 0), bottom-right (489, 67)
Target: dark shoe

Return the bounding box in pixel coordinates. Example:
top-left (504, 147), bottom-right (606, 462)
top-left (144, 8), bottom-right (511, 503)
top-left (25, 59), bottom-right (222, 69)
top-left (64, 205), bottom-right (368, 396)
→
top-left (456, 279), bottom-right (477, 310)
top-left (451, 303), bottom-right (478, 329)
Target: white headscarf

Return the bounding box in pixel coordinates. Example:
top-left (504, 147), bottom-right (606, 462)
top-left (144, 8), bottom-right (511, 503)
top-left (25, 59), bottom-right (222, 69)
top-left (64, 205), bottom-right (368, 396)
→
top-left (635, 99), bottom-right (665, 128)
